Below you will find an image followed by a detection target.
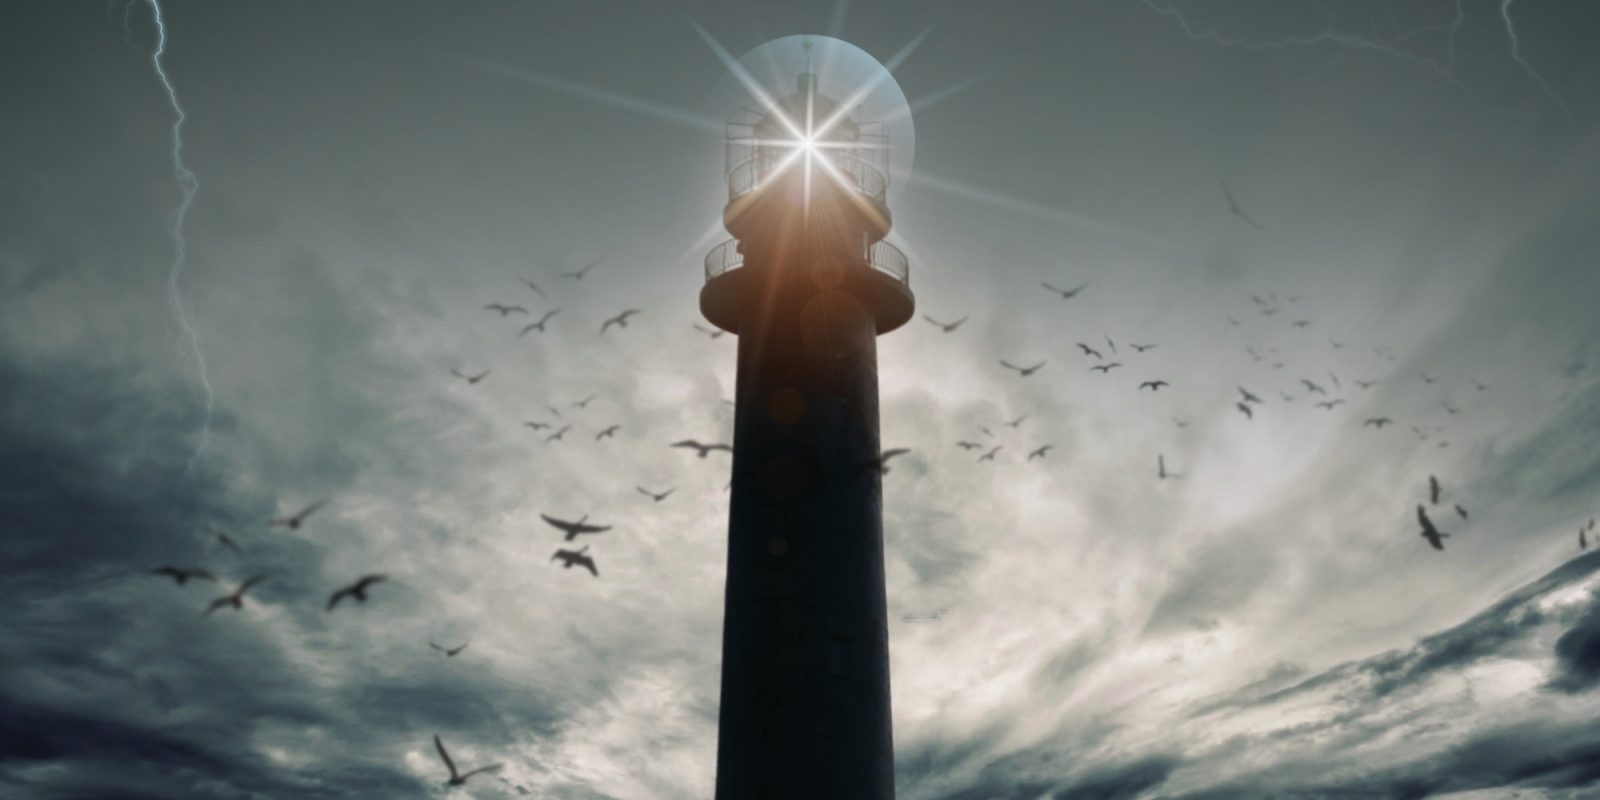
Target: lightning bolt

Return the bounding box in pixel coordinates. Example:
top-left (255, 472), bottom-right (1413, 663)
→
top-left (1498, 0), bottom-right (1577, 128)
top-left (142, 0), bottom-right (214, 475)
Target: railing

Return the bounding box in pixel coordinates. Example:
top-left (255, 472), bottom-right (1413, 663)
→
top-left (726, 152), bottom-right (888, 206)
top-left (704, 238), bottom-right (909, 289)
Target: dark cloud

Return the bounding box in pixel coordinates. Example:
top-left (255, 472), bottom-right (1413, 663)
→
top-left (1548, 589), bottom-right (1600, 693)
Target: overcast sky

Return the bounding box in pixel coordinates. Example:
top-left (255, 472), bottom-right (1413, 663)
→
top-left (3, 1), bottom-right (1600, 798)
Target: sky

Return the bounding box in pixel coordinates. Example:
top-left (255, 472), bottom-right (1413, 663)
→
top-left (3, 0), bottom-right (1600, 798)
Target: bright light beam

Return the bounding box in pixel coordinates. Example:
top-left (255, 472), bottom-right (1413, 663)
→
top-left (144, 0), bottom-right (213, 475)
top-left (447, 54), bottom-right (725, 135)
top-left (908, 170), bottom-right (1179, 252)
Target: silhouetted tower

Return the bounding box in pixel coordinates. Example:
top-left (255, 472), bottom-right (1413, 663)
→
top-left (701, 44), bottom-right (913, 800)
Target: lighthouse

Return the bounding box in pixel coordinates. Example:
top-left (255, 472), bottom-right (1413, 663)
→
top-left (701, 41), bottom-right (914, 799)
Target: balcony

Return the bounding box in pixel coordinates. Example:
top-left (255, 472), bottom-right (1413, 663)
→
top-left (703, 239), bottom-right (909, 289)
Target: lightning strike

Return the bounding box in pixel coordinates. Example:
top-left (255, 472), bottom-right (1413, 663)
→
top-left (1499, 0), bottom-right (1577, 128)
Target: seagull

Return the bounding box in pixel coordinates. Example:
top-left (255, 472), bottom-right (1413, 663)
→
top-left (561, 258), bottom-right (602, 281)
top-left (1442, 402), bottom-right (1461, 415)
top-left (1001, 359), bottom-right (1047, 377)
top-left (1472, 379), bottom-right (1489, 391)
top-left (430, 641), bottom-right (469, 657)
top-left (601, 309), bottom-right (642, 334)
top-left (1027, 445), bottom-right (1053, 461)
top-left (1279, 392), bottom-right (1296, 402)
top-left (1292, 320), bottom-right (1311, 329)
top-left (433, 734), bottom-right (502, 787)
top-left (1355, 379), bottom-right (1379, 390)
top-left (595, 424), bottom-right (621, 441)
top-left (1300, 378), bottom-right (1327, 395)
top-left (150, 566), bottom-right (216, 586)
top-left (540, 513), bottom-right (611, 541)
top-left (1239, 386), bottom-right (1264, 405)
top-left (545, 425), bottom-right (571, 443)
top-left (1157, 453), bottom-right (1182, 480)
top-left (519, 309), bottom-right (561, 336)
top-left (1104, 335), bottom-right (1118, 355)
top-left (1420, 370), bottom-right (1438, 384)
top-left (1236, 402), bottom-right (1254, 420)
top-left (1364, 417), bottom-right (1393, 428)
top-left (551, 546), bottom-right (599, 576)
top-left (673, 439), bottom-right (733, 458)
top-left (1315, 399), bottom-right (1345, 410)
top-left (270, 499), bottom-right (329, 531)
top-left (1139, 380), bottom-right (1169, 391)
top-left (956, 441), bottom-right (983, 450)
top-left (1130, 343), bottom-right (1158, 353)
top-left (523, 420), bottom-right (551, 431)
top-left (483, 303), bottom-right (527, 317)
top-left (568, 395), bottom-right (598, 411)
top-left (1173, 417), bottom-right (1190, 428)
top-left (1090, 362), bottom-right (1122, 373)
top-left (1221, 180), bottom-right (1265, 230)
top-left (451, 368), bottom-right (491, 385)
top-left (867, 448), bottom-right (911, 474)
top-left (1416, 505), bottom-right (1448, 551)
top-left (1454, 504), bottom-right (1469, 520)
top-left (1076, 343), bottom-right (1104, 360)
top-left (546, 404), bottom-right (563, 418)
top-left (1328, 372), bottom-right (1342, 391)
top-left (693, 323), bottom-right (726, 339)
top-left (1003, 415), bottom-right (1029, 429)
top-left (1429, 476), bottom-right (1442, 505)
top-left (204, 576), bottom-right (266, 615)
top-left (327, 574), bottom-right (388, 611)
top-left (1582, 525), bottom-right (1589, 551)
top-left (211, 530), bottom-right (243, 555)
top-left (636, 486), bottom-right (675, 502)
top-left (978, 445), bottom-right (1002, 462)
top-left (1226, 314), bottom-right (1240, 327)
top-left (1329, 338), bottom-right (1344, 349)
top-left (1042, 281), bottom-right (1088, 300)
top-left (518, 278), bottom-right (546, 298)
top-left (923, 315), bottom-right (968, 333)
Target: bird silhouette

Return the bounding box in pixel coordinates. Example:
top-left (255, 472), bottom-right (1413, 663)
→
top-left (271, 499), bottom-right (329, 531)
top-left (693, 323), bottom-right (726, 339)
top-left (1238, 386), bottom-right (1264, 405)
top-left (484, 303), bottom-right (527, 317)
top-left (1027, 444), bottom-right (1053, 461)
top-left (545, 425), bottom-right (571, 443)
top-left (1315, 399), bottom-right (1345, 410)
top-left (213, 532), bottom-right (243, 555)
top-left (551, 546), bottom-right (599, 576)
top-left (978, 445), bottom-right (1002, 462)
top-left (1130, 343), bottom-right (1158, 353)
top-left (595, 424), bottom-right (621, 441)
top-left (1139, 380), bottom-right (1168, 391)
top-left (1454, 504), bottom-right (1469, 520)
top-left (1104, 335), bottom-right (1118, 355)
top-left (1042, 281), bottom-right (1088, 299)
top-left (450, 368), bottom-right (491, 385)
top-left (546, 404), bottom-right (563, 418)
top-left (601, 309), bottom-right (642, 334)
top-left (523, 420), bottom-right (551, 431)
top-left (636, 486), bottom-right (675, 502)
top-left (1300, 378), bottom-right (1327, 395)
top-left (1220, 180), bottom-right (1265, 230)
top-left (1279, 392), bottom-right (1296, 402)
top-left (1420, 370), bottom-right (1438, 384)
top-left (204, 576), bottom-right (266, 615)
top-left (572, 394), bottom-right (598, 409)
top-left (1355, 379), bottom-right (1379, 390)
top-left (1329, 338), bottom-right (1344, 349)
top-left (1226, 314), bottom-right (1240, 326)
top-left (1472, 379), bottom-right (1489, 391)
top-left (434, 734), bottom-right (502, 786)
top-left (561, 258), bottom-right (603, 280)
top-left (1076, 343), bottom-right (1103, 360)
top-left (1581, 525), bottom-right (1589, 551)
top-left (1442, 402), bottom-right (1461, 415)
top-left (151, 566), bottom-right (216, 585)
top-left (540, 513), bottom-right (611, 541)
top-left (430, 641), bottom-right (469, 657)
top-left (1236, 402), bottom-right (1254, 420)
top-left (956, 441), bottom-right (983, 450)
top-left (673, 439), bottom-right (732, 458)
top-left (867, 448), bottom-right (911, 474)
top-left (1416, 505), bottom-right (1449, 551)
top-left (1173, 417), bottom-right (1190, 428)
top-left (1429, 476), bottom-right (1442, 505)
top-left (1292, 320), bottom-right (1311, 329)
top-left (1090, 362), bottom-right (1122, 373)
top-left (923, 315), bottom-right (968, 333)
top-left (1364, 417), bottom-right (1393, 428)
top-left (518, 278), bottom-right (545, 298)
top-left (1157, 453), bottom-right (1182, 480)
top-left (1003, 414), bottom-right (1029, 429)
top-left (327, 574), bottom-right (388, 611)
top-left (519, 309), bottom-right (561, 336)
top-left (1001, 359), bottom-right (1046, 377)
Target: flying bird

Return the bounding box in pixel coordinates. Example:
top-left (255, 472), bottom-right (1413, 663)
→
top-left (327, 574), bottom-right (388, 611)
top-left (600, 308), bottom-right (642, 333)
top-left (923, 315), bottom-right (968, 333)
top-left (450, 368), bottom-right (491, 385)
top-left (1076, 343), bottom-right (1103, 360)
top-left (483, 303), bottom-right (527, 317)
top-left (270, 499), bottom-right (328, 531)
top-left (1003, 414), bottom-right (1029, 429)
top-left (1429, 476), bottom-right (1443, 505)
top-left (571, 394), bottom-right (599, 410)
top-left (1042, 281), bottom-right (1088, 299)
top-left (1292, 320), bottom-right (1311, 329)
top-left (1090, 362), bottom-right (1122, 373)
top-left (956, 441), bottom-right (983, 450)
top-left (214, 532), bottom-right (243, 555)
top-left (1582, 525), bottom-right (1589, 551)
top-left (1364, 417), bottom-right (1393, 428)
top-left (204, 576), bottom-right (266, 616)
top-left (673, 439), bottom-right (732, 458)
top-left (1236, 402), bottom-right (1254, 420)
top-left (1238, 386), bottom-right (1264, 405)
top-left (978, 445), bottom-right (1002, 462)
top-left (1355, 379), bottom-right (1379, 390)
top-left (1000, 359), bottom-right (1046, 377)
top-left (1130, 343), bottom-right (1158, 353)
top-left (867, 448), bottom-right (911, 474)
top-left (1279, 391), bottom-right (1296, 402)
top-left (545, 425), bottom-right (571, 443)
top-left (1416, 505), bottom-right (1449, 551)
top-left (1315, 399), bottom-right (1345, 410)
top-left (433, 734), bottom-right (502, 787)
top-left (1420, 370), bottom-right (1438, 384)
top-left (540, 513), bottom-right (611, 541)
top-left (517, 277), bottom-right (545, 298)
top-left (693, 323), bottom-right (726, 339)
top-left (561, 258), bottom-right (603, 280)
top-left (595, 425), bottom-right (621, 441)
top-left (1104, 335), bottom-right (1118, 355)
top-left (1027, 445), bottom-right (1053, 461)
top-left (1220, 180), bottom-right (1265, 230)
top-left (430, 641), bottom-right (469, 657)
top-left (1300, 378), bottom-right (1327, 395)
top-left (551, 546), bottom-right (599, 576)
top-left (523, 420), bottom-right (551, 431)
top-left (636, 486), bottom-right (675, 502)
top-left (519, 309), bottom-right (561, 336)
top-left (1454, 504), bottom-right (1469, 520)
top-left (150, 566), bottom-right (216, 586)
top-left (1157, 453), bottom-right (1181, 480)
top-left (1472, 379), bottom-right (1489, 391)
top-left (1139, 380), bottom-right (1169, 391)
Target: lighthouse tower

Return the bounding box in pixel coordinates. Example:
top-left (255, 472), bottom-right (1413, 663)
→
top-left (700, 42), bottom-right (913, 800)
